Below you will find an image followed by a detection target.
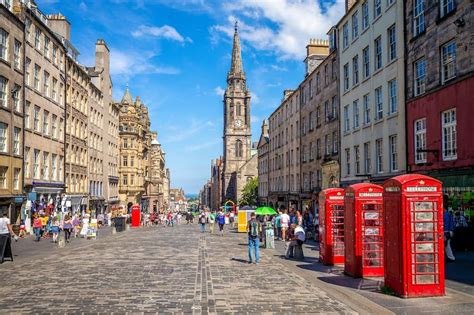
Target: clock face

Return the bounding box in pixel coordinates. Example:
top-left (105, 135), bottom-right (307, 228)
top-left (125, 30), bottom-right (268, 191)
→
top-left (234, 119), bottom-right (243, 128)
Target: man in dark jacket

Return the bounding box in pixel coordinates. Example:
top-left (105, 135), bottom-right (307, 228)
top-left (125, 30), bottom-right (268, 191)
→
top-left (247, 213), bottom-right (261, 264)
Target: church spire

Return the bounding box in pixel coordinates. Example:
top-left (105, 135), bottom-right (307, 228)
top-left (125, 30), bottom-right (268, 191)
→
top-left (228, 21), bottom-right (245, 80)
top-left (121, 83), bottom-right (133, 104)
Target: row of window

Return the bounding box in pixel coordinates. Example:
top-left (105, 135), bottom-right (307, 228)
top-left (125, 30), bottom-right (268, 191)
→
top-left (25, 59), bottom-right (64, 104)
top-left (413, 0), bottom-right (455, 38)
top-left (90, 107), bottom-right (104, 128)
top-left (300, 58), bottom-right (337, 105)
top-left (25, 21), bottom-right (65, 71)
top-left (413, 40), bottom-right (456, 97)
top-left (24, 102), bottom-right (64, 140)
top-left (0, 76), bottom-right (22, 112)
top-left (343, 24), bottom-right (397, 93)
top-left (414, 108), bottom-right (457, 163)
top-left (65, 144), bottom-right (87, 167)
top-left (301, 96), bottom-right (338, 136)
top-left (343, 79), bottom-right (398, 132)
top-left (121, 155), bottom-right (139, 167)
top-left (0, 28), bottom-right (22, 70)
top-left (344, 135), bottom-right (398, 176)
top-left (342, 0), bottom-right (396, 50)
top-left (302, 132), bottom-right (339, 163)
top-left (66, 114), bottom-right (87, 140)
top-left (24, 147), bottom-right (64, 181)
top-left (89, 181), bottom-right (103, 197)
top-left (66, 174), bottom-right (87, 194)
top-left (121, 173), bottom-right (140, 186)
top-left (269, 174), bottom-right (302, 193)
top-left (89, 157), bottom-right (103, 175)
top-left (0, 122), bottom-right (21, 155)
top-left (302, 170), bottom-right (325, 192)
top-left (0, 166), bottom-right (21, 190)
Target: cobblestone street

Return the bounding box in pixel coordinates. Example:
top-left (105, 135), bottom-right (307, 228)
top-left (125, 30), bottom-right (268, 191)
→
top-left (0, 224), bottom-right (355, 314)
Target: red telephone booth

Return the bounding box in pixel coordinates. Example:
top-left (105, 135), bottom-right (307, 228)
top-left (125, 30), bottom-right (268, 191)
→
top-left (319, 188), bottom-right (345, 265)
top-left (383, 174), bottom-right (445, 297)
top-left (344, 183), bottom-right (384, 278)
top-left (131, 204), bottom-right (141, 227)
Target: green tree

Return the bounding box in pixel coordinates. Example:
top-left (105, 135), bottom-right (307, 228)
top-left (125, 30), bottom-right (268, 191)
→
top-left (239, 177), bottom-right (258, 206)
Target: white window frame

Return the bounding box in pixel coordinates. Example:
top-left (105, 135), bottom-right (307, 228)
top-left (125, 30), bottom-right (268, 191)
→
top-left (343, 63), bottom-right (349, 91)
top-left (34, 106), bottom-right (40, 132)
top-left (332, 131), bottom-right (338, 154)
top-left (24, 147), bottom-right (30, 178)
top-left (0, 76), bottom-right (7, 108)
top-left (343, 22), bottom-right (349, 49)
top-left (34, 64), bottom-right (40, 91)
top-left (389, 135), bottom-right (398, 172)
top-left (0, 167), bottom-right (7, 189)
top-left (442, 108), bottom-right (457, 160)
top-left (414, 118), bottom-right (427, 163)
top-left (344, 105), bottom-right (350, 132)
top-left (388, 24), bottom-right (397, 62)
top-left (362, 1), bottom-right (369, 30)
top-left (414, 0), bottom-right (425, 36)
top-left (13, 127), bottom-right (20, 155)
top-left (364, 142), bottom-right (371, 174)
top-left (14, 39), bottom-right (21, 69)
top-left (440, 0), bottom-right (455, 18)
top-left (43, 71), bottom-right (50, 97)
top-left (13, 168), bottom-right (20, 190)
top-left (43, 110), bottom-right (49, 136)
top-left (441, 40), bottom-right (456, 84)
top-left (374, 0), bottom-right (382, 19)
top-left (33, 149), bottom-right (40, 179)
top-left (375, 87), bottom-right (383, 120)
top-left (374, 36), bottom-right (382, 71)
top-left (376, 138), bottom-right (383, 173)
top-left (352, 55), bottom-right (359, 86)
top-left (44, 36), bottom-right (50, 59)
top-left (13, 84), bottom-right (21, 112)
top-left (363, 46), bottom-right (370, 78)
top-left (34, 27), bottom-right (41, 50)
top-left (345, 148), bottom-right (351, 176)
top-left (353, 100), bottom-right (360, 129)
top-left (355, 145), bottom-right (360, 174)
top-left (414, 58), bottom-right (426, 96)
top-left (352, 11), bottom-right (359, 40)
top-left (363, 94), bottom-right (371, 124)
top-left (0, 122), bottom-right (7, 153)
top-left (0, 28), bottom-right (8, 61)
top-left (388, 79), bottom-right (397, 114)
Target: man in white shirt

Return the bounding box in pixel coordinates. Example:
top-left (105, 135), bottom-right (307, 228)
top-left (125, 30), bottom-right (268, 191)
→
top-left (285, 223), bottom-right (305, 259)
top-left (0, 213), bottom-right (15, 237)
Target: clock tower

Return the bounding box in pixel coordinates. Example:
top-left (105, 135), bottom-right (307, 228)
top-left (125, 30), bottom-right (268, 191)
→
top-left (222, 22), bottom-right (251, 202)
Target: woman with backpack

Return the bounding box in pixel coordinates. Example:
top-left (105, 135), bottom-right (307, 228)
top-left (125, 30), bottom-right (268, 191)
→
top-left (199, 212), bottom-right (207, 233)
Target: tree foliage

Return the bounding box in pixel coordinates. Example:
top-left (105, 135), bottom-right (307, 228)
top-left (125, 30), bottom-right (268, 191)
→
top-left (239, 177), bottom-right (258, 206)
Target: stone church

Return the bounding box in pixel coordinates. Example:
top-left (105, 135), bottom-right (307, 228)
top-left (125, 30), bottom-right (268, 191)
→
top-left (222, 23), bottom-right (258, 204)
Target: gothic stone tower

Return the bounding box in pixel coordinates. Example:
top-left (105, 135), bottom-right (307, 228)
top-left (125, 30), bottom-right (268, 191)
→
top-left (222, 23), bottom-right (251, 203)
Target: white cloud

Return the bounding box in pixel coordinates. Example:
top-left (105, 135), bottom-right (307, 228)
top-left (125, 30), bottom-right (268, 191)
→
top-left (132, 25), bottom-right (191, 43)
top-left (79, 1), bottom-right (87, 11)
top-left (110, 49), bottom-right (180, 77)
top-left (185, 140), bottom-right (220, 152)
top-left (214, 86), bottom-right (225, 97)
top-left (212, 0), bottom-right (345, 60)
top-left (250, 115), bottom-right (260, 123)
top-left (162, 119), bottom-right (216, 143)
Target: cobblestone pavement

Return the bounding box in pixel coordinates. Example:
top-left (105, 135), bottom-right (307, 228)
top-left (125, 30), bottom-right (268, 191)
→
top-left (0, 224), bottom-right (356, 314)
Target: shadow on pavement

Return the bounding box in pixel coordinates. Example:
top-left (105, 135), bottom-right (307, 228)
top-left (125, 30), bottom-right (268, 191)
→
top-left (230, 257), bottom-right (249, 264)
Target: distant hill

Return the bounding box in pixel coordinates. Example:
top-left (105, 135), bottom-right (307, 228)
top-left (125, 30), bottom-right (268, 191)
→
top-left (186, 193), bottom-right (198, 200)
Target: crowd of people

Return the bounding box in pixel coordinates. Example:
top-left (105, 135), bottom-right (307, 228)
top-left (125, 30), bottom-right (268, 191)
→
top-left (197, 210), bottom-right (234, 236)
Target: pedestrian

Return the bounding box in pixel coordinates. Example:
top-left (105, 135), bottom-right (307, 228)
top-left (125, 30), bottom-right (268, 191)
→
top-left (0, 212), bottom-right (17, 240)
top-left (40, 214), bottom-right (48, 238)
top-left (18, 220), bottom-right (27, 238)
top-left (285, 223), bottom-right (305, 259)
top-left (296, 210), bottom-right (303, 226)
top-left (217, 211), bottom-right (226, 236)
top-left (50, 217), bottom-right (60, 243)
top-left (72, 215), bottom-right (80, 238)
top-left (280, 209), bottom-right (290, 241)
top-left (247, 212), bottom-right (261, 264)
top-left (199, 212), bottom-right (207, 233)
top-left (32, 215), bottom-right (43, 242)
top-left (209, 211), bottom-right (215, 234)
top-left (444, 202), bottom-right (456, 262)
top-left (63, 215), bottom-right (73, 243)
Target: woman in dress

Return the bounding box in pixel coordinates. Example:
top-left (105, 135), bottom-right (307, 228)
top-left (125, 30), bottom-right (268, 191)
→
top-left (50, 217), bottom-right (60, 243)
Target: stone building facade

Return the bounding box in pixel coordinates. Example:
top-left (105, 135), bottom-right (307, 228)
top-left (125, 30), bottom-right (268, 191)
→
top-left (210, 158), bottom-right (222, 211)
top-left (299, 38), bottom-right (340, 211)
top-left (257, 120), bottom-right (269, 205)
top-left (117, 88), bottom-right (154, 211)
top-left (405, 0), bottom-right (474, 197)
top-left (87, 40), bottom-right (119, 211)
top-left (338, 0), bottom-right (406, 186)
top-left (222, 24), bottom-right (257, 204)
top-left (20, 9), bottom-right (67, 216)
top-left (0, 4), bottom-right (25, 221)
top-left (148, 133), bottom-right (167, 212)
top-left (267, 89), bottom-right (301, 210)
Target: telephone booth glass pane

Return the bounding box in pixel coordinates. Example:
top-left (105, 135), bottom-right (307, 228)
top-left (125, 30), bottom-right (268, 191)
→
top-left (410, 201), bottom-right (439, 285)
top-left (331, 204), bottom-right (345, 256)
top-left (362, 203), bottom-right (383, 267)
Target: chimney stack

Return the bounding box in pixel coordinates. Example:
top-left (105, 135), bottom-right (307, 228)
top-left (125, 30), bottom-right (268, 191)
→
top-left (304, 39), bottom-right (329, 75)
top-left (345, 0), bottom-right (357, 12)
top-left (47, 13), bottom-right (71, 41)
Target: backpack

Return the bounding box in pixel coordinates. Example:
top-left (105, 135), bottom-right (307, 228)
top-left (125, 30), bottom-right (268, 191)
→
top-left (249, 220), bottom-right (259, 237)
top-left (200, 216), bottom-right (206, 224)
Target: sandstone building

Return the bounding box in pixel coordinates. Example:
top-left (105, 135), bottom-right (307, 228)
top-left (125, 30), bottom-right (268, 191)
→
top-left (338, 0), bottom-right (406, 186)
top-left (221, 23), bottom-right (258, 204)
top-left (0, 4), bottom-right (25, 220)
top-left (257, 120), bottom-right (269, 205)
top-left (405, 0), bottom-right (474, 197)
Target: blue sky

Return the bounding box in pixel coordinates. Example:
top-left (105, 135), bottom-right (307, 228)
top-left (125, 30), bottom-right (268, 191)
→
top-left (37, 0), bottom-right (345, 194)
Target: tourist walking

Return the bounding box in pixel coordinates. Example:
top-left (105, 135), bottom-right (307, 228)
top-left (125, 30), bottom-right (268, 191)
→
top-left (199, 212), bottom-right (207, 233)
top-left (50, 217), bottom-right (60, 243)
top-left (217, 211), bottom-right (226, 236)
top-left (444, 205), bottom-right (456, 262)
top-left (63, 215), bottom-right (73, 243)
top-left (247, 212), bottom-right (261, 264)
top-left (33, 215), bottom-right (43, 242)
top-left (208, 211), bottom-right (215, 234)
